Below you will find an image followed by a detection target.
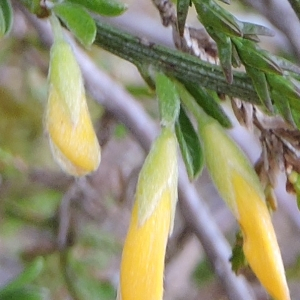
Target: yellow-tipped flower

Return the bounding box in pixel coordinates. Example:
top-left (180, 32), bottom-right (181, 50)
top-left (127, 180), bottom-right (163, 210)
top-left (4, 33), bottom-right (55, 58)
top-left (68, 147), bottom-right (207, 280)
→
top-left (45, 17), bottom-right (100, 176)
top-left (118, 127), bottom-right (178, 300)
top-left (198, 115), bottom-right (290, 300)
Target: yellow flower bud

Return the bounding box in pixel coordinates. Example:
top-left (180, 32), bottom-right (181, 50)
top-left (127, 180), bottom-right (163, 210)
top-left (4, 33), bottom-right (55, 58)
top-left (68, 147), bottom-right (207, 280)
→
top-left (118, 127), bottom-right (178, 300)
top-left (233, 172), bottom-right (290, 300)
top-left (45, 22), bottom-right (100, 176)
top-left (199, 116), bottom-right (290, 300)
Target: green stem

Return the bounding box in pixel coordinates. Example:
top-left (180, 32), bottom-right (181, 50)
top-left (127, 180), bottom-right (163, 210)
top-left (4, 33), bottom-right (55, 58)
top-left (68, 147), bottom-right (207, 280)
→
top-left (94, 19), bottom-right (259, 104)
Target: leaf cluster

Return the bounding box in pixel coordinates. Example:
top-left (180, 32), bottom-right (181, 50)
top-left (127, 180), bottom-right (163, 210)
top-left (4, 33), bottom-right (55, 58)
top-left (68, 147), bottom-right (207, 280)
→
top-left (19, 0), bottom-right (127, 47)
top-left (141, 0), bottom-right (300, 183)
top-left (176, 0), bottom-right (300, 129)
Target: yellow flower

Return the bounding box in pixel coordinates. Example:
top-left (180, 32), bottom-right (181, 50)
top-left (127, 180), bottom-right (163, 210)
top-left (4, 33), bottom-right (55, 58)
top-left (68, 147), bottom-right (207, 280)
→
top-left (198, 115), bottom-right (290, 300)
top-left (45, 19), bottom-right (100, 176)
top-left (233, 172), bottom-right (290, 300)
top-left (118, 127), bottom-right (178, 300)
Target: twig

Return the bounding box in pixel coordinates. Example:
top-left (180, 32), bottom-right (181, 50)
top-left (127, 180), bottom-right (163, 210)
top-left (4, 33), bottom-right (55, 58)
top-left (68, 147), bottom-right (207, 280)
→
top-left (151, 0), bottom-right (176, 26)
top-left (19, 7), bottom-right (255, 300)
top-left (151, 0), bottom-right (218, 59)
top-left (57, 182), bottom-right (78, 250)
top-left (93, 19), bottom-right (258, 104)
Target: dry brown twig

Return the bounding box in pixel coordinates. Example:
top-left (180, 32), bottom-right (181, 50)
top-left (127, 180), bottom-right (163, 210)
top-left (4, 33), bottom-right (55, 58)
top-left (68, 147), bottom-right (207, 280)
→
top-left (151, 0), bottom-right (218, 61)
top-left (231, 96), bottom-right (300, 205)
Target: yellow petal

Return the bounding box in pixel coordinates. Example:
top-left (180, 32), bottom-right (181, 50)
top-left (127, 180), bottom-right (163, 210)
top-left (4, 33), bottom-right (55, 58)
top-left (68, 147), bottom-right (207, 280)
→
top-left (46, 86), bottom-right (100, 176)
top-left (199, 120), bottom-right (264, 218)
top-left (119, 188), bottom-right (171, 300)
top-left (119, 127), bottom-right (178, 300)
top-left (233, 172), bottom-right (290, 300)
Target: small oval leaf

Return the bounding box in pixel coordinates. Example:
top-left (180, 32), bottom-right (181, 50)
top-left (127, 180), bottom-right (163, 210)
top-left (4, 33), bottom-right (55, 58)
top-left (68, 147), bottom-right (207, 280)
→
top-left (175, 106), bottom-right (203, 180)
top-left (53, 3), bottom-right (96, 47)
top-left (66, 0), bottom-right (127, 16)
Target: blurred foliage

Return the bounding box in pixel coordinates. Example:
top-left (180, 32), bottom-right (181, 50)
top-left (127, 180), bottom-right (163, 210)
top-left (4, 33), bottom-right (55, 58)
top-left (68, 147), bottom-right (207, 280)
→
top-left (0, 257), bottom-right (46, 300)
top-left (286, 254), bottom-right (300, 279)
top-left (0, 7), bottom-right (120, 299)
top-left (192, 257), bottom-right (214, 287)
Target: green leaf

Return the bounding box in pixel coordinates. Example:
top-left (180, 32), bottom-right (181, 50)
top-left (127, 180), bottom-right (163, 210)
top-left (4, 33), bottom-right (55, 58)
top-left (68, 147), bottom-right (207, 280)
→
top-left (288, 172), bottom-right (300, 210)
top-left (177, 0), bottom-right (190, 37)
top-left (231, 42), bottom-right (242, 68)
top-left (242, 34), bottom-right (260, 42)
top-left (270, 55), bottom-right (300, 75)
top-left (53, 3), bottom-right (96, 47)
top-left (267, 73), bottom-right (300, 100)
top-left (0, 0), bottom-right (13, 37)
top-left (66, 0), bottom-right (127, 16)
top-left (0, 257), bottom-right (44, 297)
top-left (245, 65), bottom-right (273, 112)
top-left (136, 64), bottom-right (156, 90)
top-left (0, 287), bottom-right (47, 300)
top-left (230, 231), bottom-right (247, 274)
top-left (192, 257), bottom-right (214, 286)
top-left (242, 22), bottom-right (274, 37)
top-left (0, 8), bottom-right (5, 37)
top-left (271, 90), bottom-right (296, 127)
top-left (155, 73), bottom-right (180, 127)
top-left (208, 30), bottom-right (233, 83)
top-left (218, 0), bottom-right (230, 4)
top-left (64, 251), bottom-right (116, 300)
top-left (175, 106), bottom-right (203, 180)
top-left (232, 38), bottom-right (283, 75)
top-left (194, 0), bottom-right (243, 37)
top-left (288, 95), bottom-right (300, 129)
top-left (183, 82), bottom-right (232, 128)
